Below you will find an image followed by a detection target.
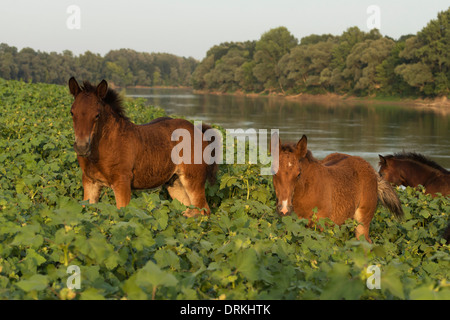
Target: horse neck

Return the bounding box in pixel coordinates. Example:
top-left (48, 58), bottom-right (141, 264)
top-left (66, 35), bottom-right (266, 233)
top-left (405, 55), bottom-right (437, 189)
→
top-left (297, 157), bottom-right (321, 188)
top-left (102, 106), bottom-right (133, 133)
top-left (93, 109), bottom-right (134, 152)
top-left (397, 159), bottom-right (439, 187)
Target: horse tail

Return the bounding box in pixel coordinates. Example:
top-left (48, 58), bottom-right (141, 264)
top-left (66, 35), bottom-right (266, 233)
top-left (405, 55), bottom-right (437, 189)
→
top-left (377, 175), bottom-right (404, 220)
top-left (200, 123), bottom-right (218, 186)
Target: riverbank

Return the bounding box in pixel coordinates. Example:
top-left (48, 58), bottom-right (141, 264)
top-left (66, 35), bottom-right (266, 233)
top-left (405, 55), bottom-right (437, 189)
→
top-left (113, 84), bottom-right (191, 90)
top-left (192, 89), bottom-right (450, 111)
top-left (120, 84), bottom-right (450, 109)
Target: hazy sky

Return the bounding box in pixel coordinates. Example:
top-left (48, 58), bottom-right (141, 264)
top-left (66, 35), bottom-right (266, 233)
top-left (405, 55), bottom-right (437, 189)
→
top-left (1, 0), bottom-right (448, 60)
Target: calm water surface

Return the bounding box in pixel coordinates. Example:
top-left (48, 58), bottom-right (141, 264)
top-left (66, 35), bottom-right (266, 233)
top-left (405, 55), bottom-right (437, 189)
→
top-left (126, 88), bottom-right (450, 170)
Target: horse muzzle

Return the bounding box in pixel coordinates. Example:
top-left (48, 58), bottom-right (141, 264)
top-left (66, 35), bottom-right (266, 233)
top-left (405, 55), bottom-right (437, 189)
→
top-left (73, 139), bottom-right (91, 157)
top-left (276, 204), bottom-right (294, 216)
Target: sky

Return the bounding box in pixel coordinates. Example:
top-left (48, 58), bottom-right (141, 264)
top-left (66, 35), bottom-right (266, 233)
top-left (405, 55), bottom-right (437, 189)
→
top-left (1, 0), bottom-right (449, 60)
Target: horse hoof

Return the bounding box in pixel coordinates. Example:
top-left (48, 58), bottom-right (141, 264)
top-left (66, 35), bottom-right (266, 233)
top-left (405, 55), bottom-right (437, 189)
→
top-left (183, 208), bottom-right (210, 218)
top-left (183, 209), bottom-right (200, 218)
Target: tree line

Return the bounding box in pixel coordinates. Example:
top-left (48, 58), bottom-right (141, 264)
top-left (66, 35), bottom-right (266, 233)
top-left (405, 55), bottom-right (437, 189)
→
top-left (0, 7), bottom-right (448, 97)
top-left (192, 7), bottom-right (449, 98)
top-left (0, 45), bottom-right (197, 87)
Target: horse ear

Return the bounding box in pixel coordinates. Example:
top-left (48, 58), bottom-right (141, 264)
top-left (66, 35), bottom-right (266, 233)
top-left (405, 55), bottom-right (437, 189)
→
top-left (379, 155), bottom-right (387, 165)
top-left (68, 77), bottom-right (81, 97)
top-left (96, 80), bottom-right (108, 99)
top-left (296, 135), bottom-right (308, 158)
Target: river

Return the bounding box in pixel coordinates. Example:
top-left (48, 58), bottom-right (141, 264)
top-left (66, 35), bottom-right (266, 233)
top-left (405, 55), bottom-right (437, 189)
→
top-left (126, 88), bottom-right (450, 170)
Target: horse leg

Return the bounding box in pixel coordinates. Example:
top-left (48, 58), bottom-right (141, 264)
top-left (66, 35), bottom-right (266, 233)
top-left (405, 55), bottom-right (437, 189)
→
top-left (166, 176), bottom-right (192, 209)
top-left (178, 173), bottom-right (210, 217)
top-left (82, 175), bottom-right (102, 204)
top-left (354, 206), bottom-right (375, 243)
top-left (354, 170), bottom-right (379, 243)
top-left (111, 176), bottom-right (132, 209)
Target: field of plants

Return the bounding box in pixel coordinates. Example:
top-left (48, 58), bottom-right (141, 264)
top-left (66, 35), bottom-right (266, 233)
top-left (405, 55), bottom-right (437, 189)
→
top-left (0, 78), bottom-right (449, 300)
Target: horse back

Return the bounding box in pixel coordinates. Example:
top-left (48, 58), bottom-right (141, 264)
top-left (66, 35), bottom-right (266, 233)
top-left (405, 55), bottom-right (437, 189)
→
top-left (131, 118), bottom-right (209, 188)
top-left (324, 154), bottom-right (378, 186)
top-left (426, 173), bottom-right (450, 196)
top-left (141, 116), bottom-right (173, 126)
top-left (321, 153), bottom-right (349, 166)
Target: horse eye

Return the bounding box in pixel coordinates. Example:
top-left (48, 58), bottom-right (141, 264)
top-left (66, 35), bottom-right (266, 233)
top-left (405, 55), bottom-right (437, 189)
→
top-left (70, 111), bottom-right (74, 116)
top-left (95, 114), bottom-right (100, 119)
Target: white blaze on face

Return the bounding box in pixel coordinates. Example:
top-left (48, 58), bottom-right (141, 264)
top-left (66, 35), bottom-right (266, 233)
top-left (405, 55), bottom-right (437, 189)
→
top-left (280, 200), bottom-right (289, 214)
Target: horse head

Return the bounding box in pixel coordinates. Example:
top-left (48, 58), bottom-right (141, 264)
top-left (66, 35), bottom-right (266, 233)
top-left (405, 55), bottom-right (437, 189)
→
top-left (378, 155), bottom-right (404, 186)
top-left (272, 134), bottom-right (308, 216)
top-left (68, 77), bottom-right (108, 157)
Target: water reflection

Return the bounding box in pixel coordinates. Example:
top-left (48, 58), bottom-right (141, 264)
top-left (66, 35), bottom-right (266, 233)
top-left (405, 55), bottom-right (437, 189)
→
top-left (126, 88), bottom-right (450, 170)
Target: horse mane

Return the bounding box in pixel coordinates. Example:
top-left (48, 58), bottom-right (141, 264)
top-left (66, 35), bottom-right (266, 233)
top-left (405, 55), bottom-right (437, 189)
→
top-left (81, 81), bottom-right (129, 120)
top-left (280, 144), bottom-right (297, 153)
top-left (280, 144), bottom-right (317, 162)
top-left (386, 152), bottom-right (449, 174)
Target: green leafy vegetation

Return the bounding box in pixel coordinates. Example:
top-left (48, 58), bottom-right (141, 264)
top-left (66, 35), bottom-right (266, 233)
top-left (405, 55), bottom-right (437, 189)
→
top-left (0, 79), bottom-right (449, 300)
top-left (192, 8), bottom-right (450, 98)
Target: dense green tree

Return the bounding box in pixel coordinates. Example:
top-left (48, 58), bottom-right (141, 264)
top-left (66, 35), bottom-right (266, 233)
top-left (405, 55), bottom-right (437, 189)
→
top-left (0, 43), bottom-right (197, 87)
top-left (235, 60), bottom-right (258, 92)
top-left (1, 7), bottom-right (448, 99)
top-left (343, 37), bottom-right (395, 95)
top-left (191, 41), bottom-right (255, 91)
top-left (191, 7), bottom-right (449, 99)
top-left (152, 67), bottom-right (162, 86)
top-left (375, 41), bottom-right (415, 97)
top-left (252, 27), bottom-right (298, 91)
top-left (300, 34), bottom-right (337, 46)
top-left (105, 61), bottom-right (132, 86)
top-left (395, 62), bottom-right (434, 93)
top-left (0, 44), bottom-right (18, 80)
top-left (206, 48), bottom-right (251, 91)
top-left (279, 40), bottom-right (337, 93)
top-left (191, 55), bottom-right (215, 89)
top-left (395, 8), bottom-right (450, 96)
top-left (76, 51), bottom-right (104, 83)
top-left (329, 27), bottom-right (370, 71)
top-left (328, 28), bottom-right (384, 93)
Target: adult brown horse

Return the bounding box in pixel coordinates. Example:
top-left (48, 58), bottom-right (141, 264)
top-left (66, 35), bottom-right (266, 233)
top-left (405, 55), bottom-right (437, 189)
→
top-left (378, 152), bottom-right (450, 197)
top-left (68, 77), bottom-right (217, 216)
top-left (272, 135), bottom-right (404, 242)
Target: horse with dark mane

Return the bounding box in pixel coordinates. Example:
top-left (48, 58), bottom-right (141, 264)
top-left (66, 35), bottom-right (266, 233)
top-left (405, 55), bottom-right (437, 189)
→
top-left (378, 152), bottom-right (450, 197)
top-left (68, 77), bottom-right (217, 216)
top-left (272, 135), bottom-right (404, 243)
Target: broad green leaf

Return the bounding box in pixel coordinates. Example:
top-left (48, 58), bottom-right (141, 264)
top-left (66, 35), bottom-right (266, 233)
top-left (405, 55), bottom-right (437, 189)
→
top-left (122, 274), bottom-right (147, 300)
top-left (381, 265), bottom-right (405, 299)
top-left (136, 261), bottom-right (178, 289)
top-left (319, 263), bottom-right (364, 300)
top-left (233, 248), bottom-right (259, 281)
top-left (25, 249), bottom-right (47, 267)
top-left (79, 288), bottom-right (106, 300)
top-left (16, 274), bottom-right (48, 292)
top-left (154, 249), bottom-right (181, 270)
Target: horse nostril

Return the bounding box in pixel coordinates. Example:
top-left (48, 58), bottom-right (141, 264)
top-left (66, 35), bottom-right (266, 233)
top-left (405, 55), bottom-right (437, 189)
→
top-left (276, 204), bottom-right (293, 216)
top-left (276, 205), bottom-right (283, 215)
top-left (73, 141), bottom-right (91, 156)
